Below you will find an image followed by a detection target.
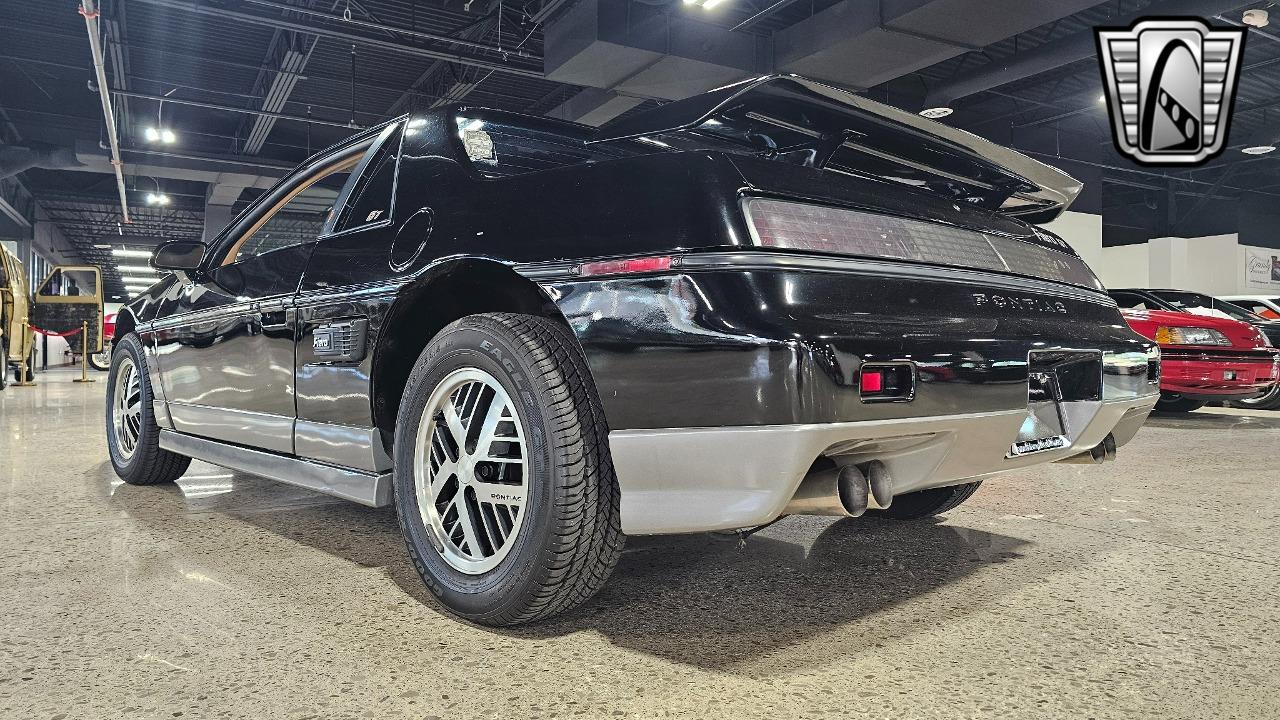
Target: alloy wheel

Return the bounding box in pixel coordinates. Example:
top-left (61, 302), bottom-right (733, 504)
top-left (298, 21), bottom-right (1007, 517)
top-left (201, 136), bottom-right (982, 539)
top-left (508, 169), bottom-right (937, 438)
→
top-left (112, 356), bottom-right (142, 460)
top-left (414, 367), bottom-right (528, 575)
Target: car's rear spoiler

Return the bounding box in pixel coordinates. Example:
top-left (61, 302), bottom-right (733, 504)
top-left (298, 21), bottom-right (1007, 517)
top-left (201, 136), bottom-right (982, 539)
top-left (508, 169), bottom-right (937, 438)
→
top-left (590, 75), bottom-right (1081, 224)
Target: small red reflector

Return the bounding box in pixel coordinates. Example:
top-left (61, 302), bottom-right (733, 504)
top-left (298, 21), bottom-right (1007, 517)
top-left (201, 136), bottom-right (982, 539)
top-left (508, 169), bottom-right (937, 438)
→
top-left (860, 368), bottom-right (883, 392)
top-left (577, 256), bottom-right (673, 277)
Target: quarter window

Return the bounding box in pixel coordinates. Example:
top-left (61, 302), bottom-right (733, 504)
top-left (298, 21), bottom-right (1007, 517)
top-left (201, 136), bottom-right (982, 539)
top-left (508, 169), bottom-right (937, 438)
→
top-left (333, 125), bottom-right (403, 233)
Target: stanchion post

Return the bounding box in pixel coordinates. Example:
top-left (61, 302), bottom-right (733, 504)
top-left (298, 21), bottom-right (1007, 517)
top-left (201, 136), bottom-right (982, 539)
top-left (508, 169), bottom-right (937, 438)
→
top-left (13, 320), bottom-right (37, 387)
top-left (74, 320), bottom-right (95, 383)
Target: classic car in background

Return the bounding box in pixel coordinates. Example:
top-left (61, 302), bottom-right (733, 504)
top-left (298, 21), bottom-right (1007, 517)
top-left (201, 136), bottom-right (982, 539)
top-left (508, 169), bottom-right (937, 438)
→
top-left (1118, 308), bottom-right (1280, 412)
top-left (106, 75), bottom-right (1160, 625)
top-left (1111, 288), bottom-right (1280, 409)
top-left (0, 244), bottom-right (34, 389)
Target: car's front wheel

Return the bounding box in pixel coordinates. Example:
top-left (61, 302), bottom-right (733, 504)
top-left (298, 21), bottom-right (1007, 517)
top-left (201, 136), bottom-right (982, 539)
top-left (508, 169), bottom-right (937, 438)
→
top-left (393, 313), bottom-right (623, 626)
top-left (1228, 384), bottom-right (1280, 411)
top-left (106, 334), bottom-right (191, 485)
top-left (88, 340), bottom-right (111, 371)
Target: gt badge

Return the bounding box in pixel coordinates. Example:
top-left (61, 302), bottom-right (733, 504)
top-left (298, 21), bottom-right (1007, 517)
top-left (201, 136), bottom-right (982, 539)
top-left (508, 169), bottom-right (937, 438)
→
top-left (1096, 17), bottom-right (1246, 165)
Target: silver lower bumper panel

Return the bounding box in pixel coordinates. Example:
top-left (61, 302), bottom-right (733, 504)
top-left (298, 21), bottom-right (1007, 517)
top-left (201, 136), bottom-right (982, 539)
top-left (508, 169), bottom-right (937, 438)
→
top-left (608, 396), bottom-right (1157, 535)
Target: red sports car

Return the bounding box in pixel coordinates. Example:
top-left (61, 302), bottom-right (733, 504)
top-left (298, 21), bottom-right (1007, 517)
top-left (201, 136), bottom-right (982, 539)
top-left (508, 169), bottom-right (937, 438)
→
top-left (1121, 309), bottom-right (1280, 412)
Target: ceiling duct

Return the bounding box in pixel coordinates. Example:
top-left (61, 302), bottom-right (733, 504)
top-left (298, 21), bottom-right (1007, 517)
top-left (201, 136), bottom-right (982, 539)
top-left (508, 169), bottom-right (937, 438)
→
top-left (920, 0), bottom-right (1254, 110)
top-left (775, 0), bottom-right (1101, 91)
top-left (542, 0), bottom-right (1100, 125)
top-left (543, 0), bottom-right (767, 113)
top-left (0, 143), bottom-right (84, 180)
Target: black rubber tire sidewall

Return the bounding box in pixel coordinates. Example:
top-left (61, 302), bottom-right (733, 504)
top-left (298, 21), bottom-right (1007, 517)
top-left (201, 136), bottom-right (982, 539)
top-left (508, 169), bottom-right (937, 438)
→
top-left (1156, 394), bottom-right (1205, 413)
top-left (878, 481), bottom-right (983, 520)
top-left (393, 320), bottom-right (563, 620)
top-left (106, 334), bottom-right (186, 484)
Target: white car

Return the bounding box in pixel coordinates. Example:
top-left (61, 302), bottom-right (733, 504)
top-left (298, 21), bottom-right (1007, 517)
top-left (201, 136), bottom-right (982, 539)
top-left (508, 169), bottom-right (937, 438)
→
top-left (1222, 295), bottom-right (1280, 321)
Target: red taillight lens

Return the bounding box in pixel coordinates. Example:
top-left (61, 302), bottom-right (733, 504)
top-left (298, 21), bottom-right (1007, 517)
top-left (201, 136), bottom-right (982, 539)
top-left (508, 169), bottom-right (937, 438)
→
top-left (577, 256), bottom-right (673, 277)
top-left (859, 368), bottom-right (884, 392)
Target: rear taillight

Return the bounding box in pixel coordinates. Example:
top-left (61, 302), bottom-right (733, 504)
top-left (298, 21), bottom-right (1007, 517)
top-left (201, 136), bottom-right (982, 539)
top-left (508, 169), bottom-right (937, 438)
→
top-left (742, 198), bottom-right (1103, 291)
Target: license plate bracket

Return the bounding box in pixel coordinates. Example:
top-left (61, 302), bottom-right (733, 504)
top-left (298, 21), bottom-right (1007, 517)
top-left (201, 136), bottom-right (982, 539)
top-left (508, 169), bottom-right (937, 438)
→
top-left (1009, 351), bottom-right (1103, 458)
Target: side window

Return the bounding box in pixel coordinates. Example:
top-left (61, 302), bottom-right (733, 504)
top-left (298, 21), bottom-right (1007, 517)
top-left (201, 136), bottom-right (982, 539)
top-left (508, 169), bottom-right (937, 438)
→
top-left (222, 159), bottom-right (358, 266)
top-left (38, 268), bottom-right (99, 298)
top-left (334, 126), bottom-right (403, 233)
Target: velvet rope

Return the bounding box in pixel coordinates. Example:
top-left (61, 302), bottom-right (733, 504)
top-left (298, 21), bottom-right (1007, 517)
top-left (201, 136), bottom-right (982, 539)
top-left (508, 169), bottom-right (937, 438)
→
top-left (29, 326), bottom-right (84, 337)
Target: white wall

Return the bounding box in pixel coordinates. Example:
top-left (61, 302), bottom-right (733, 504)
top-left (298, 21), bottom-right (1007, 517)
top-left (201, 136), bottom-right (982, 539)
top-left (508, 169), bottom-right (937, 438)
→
top-left (1041, 211), bottom-right (1103, 270)
top-left (1093, 232), bottom-right (1279, 295)
top-left (1096, 243), bottom-right (1150, 289)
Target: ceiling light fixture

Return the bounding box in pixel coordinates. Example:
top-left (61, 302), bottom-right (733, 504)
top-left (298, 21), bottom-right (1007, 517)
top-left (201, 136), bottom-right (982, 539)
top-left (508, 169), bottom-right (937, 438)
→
top-left (122, 276), bottom-right (159, 285)
top-left (115, 265), bottom-right (155, 273)
top-left (144, 192), bottom-right (171, 205)
top-left (1242, 144), bottom-right (1276, 155)
top-left (683, 0), bottom-right (727, 8)
top-left (112, 248), bottom-right (153, 258)
top-left (920, 107), bottom-right (953, 119)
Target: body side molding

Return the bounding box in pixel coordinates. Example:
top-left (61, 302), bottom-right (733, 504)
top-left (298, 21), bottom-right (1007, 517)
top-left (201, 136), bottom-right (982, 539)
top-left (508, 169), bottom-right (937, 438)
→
top-left (159, 430), bottom-right (392, 507)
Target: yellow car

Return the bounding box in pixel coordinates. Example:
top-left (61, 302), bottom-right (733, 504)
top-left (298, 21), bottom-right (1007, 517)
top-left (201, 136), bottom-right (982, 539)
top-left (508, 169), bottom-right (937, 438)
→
top-left (0, 245), bottom-right (35, 388)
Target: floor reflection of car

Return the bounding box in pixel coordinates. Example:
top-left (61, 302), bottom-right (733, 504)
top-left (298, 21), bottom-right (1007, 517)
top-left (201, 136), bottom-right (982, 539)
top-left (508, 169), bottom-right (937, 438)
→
top-left (105, 74), bottom-right (1162, 626)
top-left (1118, 308), bottom-right (1280, 412)
top-left (1111, 288), bottom-right (1280, 409)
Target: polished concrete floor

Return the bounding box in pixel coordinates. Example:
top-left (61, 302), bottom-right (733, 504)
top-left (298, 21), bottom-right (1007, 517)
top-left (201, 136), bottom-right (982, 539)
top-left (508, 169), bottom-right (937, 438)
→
top-left (2, 367), bottom-right (1279, 719)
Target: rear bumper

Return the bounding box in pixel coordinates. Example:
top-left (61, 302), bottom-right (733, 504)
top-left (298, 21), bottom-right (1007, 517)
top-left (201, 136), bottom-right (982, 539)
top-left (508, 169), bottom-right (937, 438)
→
top-left (1159, 348), bottom-right (1280, 399)
top-left (609, 397), bottom-right (1156, 534)
top-left (538, 257), bottom-right (1162, 534)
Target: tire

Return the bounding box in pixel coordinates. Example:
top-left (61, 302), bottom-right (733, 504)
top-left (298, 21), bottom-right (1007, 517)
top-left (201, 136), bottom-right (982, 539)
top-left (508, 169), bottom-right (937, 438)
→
top-left (878, 481), bottom-right (982, 520)
top-left (1155, 394), bottom-right (1204, 413)
top-left (106, 333), bottom-right (190, 485)
top-left (1227, 385), bottom-right (1280, 411)
top-left (88, 341), bottom-right (111, 372)
top-left (393, 313), bottom-right (624, 626)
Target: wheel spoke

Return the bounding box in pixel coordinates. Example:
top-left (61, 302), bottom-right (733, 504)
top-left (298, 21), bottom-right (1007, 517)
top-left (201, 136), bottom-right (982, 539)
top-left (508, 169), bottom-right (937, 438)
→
top-left (440, 402), bottom-right (467, 454)
top-left (454, 495), bottom-right (485, 557)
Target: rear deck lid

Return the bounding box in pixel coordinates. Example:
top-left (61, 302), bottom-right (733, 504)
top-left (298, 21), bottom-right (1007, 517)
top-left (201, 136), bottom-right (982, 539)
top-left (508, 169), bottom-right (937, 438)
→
top-left (591, 75), bottom-right (1081, 224)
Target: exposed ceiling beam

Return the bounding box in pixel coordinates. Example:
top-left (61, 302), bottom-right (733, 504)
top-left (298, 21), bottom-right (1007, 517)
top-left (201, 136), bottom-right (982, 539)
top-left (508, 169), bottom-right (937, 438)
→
top-left (238, 27), bottom-right (320, 155)
top-left (130, 0), bottom-right (544, 79)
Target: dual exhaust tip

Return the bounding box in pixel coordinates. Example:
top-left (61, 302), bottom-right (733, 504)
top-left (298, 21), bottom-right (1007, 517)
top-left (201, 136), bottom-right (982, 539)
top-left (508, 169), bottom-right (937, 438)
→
top-left (786, 433), bottom-right (1120, 518)
top-left (1056, 433), bottom-right (1117, 465)
top-left (783, 461), bottom-right (893, 518)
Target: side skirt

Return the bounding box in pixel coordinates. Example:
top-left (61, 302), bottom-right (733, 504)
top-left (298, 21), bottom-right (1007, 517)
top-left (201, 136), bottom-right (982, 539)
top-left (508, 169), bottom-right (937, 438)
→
top-left (159, 430), bottom-right (393, 507)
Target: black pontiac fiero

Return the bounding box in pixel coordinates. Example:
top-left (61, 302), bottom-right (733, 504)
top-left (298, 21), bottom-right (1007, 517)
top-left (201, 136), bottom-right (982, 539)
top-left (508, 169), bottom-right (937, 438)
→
top-left (107, 75), bottom-right (1159, 625)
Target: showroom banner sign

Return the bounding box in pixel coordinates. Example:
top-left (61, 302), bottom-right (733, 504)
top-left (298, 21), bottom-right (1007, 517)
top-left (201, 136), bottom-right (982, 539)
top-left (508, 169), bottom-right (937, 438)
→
top-left (1096, 17), bottom-right (1246, 166)
top-left (1246, 248), bottom-right (1280, 289)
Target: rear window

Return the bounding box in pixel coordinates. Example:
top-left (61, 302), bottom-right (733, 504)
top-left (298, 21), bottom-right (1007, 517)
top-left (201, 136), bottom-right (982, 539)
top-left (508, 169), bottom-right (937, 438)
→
top-left (456, 115), bottom-right (654, 178)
